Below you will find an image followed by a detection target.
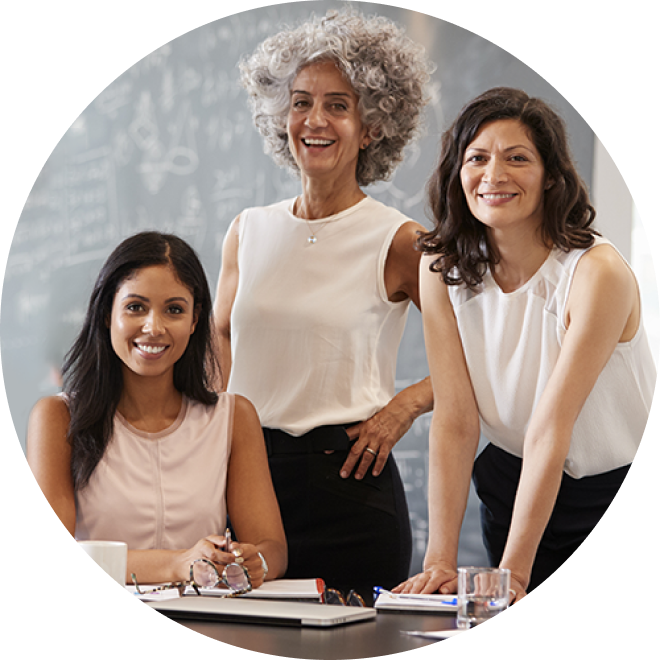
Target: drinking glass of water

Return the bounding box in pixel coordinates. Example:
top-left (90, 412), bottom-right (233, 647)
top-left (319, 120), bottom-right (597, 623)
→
top-left (457, 566), bottom-right (511, 629)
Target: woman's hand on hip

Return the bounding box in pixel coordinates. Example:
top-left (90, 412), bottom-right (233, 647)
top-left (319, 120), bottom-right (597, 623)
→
top-left (341, 398), bottom-right (414, 479)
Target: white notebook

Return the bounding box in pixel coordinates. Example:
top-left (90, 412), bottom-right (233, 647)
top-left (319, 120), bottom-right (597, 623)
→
top-left (374, 591), bottom-right (458, 613)
top-left (128, 578), bottom-right (324, 602)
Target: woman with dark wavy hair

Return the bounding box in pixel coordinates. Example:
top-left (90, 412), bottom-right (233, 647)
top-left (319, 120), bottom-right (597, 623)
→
top-left (215, 8), bottom-right (434, 596)
top-left (422, 86), bottom-right (597, 287)
top-left (396, 87), bottom-right (655, 601)
top-left (27, 231), bottom-right (286, 586)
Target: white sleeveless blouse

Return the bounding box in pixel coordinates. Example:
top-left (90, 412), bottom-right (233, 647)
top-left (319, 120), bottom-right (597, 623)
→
top-left (228, 196), bottom-right (412, 436)
top-left (448, 236), bottom-right (656, 478)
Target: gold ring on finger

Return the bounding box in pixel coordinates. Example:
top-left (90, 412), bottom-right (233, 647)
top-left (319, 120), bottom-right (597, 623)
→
top-left (365, 447), bottom-right (378, 457)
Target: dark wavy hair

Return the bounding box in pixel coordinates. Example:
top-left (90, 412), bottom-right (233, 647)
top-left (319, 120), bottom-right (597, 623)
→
top-left (419, 87), bottom-right (597, 286)
top-left (62, 231), bottom-right (220, 490)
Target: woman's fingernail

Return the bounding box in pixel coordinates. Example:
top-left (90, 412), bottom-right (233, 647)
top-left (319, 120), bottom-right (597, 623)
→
top-left (340, 471), bottom-right (348, 478)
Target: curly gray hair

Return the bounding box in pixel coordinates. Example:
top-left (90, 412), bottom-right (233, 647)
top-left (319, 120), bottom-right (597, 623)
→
top-left (239, 8), bottom-right (434, 186)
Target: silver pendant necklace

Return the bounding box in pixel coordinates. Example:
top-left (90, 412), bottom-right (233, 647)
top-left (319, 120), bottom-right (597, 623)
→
top-left (305, 222), bottom-right (328, 244)
top-left (295, 198), bottom-right (328, 244)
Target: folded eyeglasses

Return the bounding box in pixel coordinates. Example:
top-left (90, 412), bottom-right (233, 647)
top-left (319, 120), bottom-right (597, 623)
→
top-left (132, 558), bottom-right (252, 598)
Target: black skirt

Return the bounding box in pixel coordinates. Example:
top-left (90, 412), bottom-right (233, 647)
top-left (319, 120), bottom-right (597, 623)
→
top-left (263, 424), bottom-right (412, 598)
top-left (472, 442), bottom-right (630, 592)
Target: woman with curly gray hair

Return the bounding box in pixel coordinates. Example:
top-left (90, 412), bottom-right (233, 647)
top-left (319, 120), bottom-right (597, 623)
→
top-left (241, 9), bottom-right (430, 186)
top-left (214, 9), bottom-right (434, 598)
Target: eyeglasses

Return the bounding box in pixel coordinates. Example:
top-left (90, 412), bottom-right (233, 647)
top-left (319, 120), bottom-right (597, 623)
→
top-left (323, 587), bottom-right (366, 607)
top-left (131, 558), bottom-right (252, 598)
top-left (189, 558), bottom-right (252, 595)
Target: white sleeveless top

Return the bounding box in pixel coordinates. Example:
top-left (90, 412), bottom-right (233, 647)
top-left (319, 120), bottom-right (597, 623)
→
top-left (75, 394), bottom-right (234, 549)
top-left (447, 237), bottom-right (656, 478)
top-left (228, 196), bottom-right (412, 436)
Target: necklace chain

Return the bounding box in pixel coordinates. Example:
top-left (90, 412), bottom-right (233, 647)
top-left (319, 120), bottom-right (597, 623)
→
top-left (295, 193), bottom-right (365, 243)
top-left (294, 197), bottom-right (330, 244)
top-left (304, 219), bottom-right (330, 244)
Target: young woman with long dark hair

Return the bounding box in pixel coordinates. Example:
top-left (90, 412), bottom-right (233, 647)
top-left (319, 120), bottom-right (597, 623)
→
top-left (27, 231), bottom-right (286, 586)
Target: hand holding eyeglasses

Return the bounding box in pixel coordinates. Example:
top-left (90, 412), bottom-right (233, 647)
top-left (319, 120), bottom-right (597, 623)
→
top-left (193, 529), bottom-right (268, 589)
top-left (175, 529), bottom-right (268, 589)
top-left (134, 528), bottom-right (264, 598)
top-left (222, 527), bottom-right (269, 589)
top-left (132, 555), bottom-right (252, 599)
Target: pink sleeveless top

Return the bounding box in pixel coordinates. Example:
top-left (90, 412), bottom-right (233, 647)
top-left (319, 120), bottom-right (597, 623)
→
top-left (75, 393), bottom-right (234, 550)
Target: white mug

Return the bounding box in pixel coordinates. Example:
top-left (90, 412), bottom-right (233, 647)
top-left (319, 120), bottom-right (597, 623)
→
top-left (78, 540), bottom-right (127, 585)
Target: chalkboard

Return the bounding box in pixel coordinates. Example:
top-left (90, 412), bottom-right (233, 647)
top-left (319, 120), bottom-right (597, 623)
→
top-left (0, 0), bottom-right (595, 574)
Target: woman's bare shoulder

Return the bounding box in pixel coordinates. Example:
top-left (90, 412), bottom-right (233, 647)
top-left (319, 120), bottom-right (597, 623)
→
top-left (29, 394), bottom-right (71, 425)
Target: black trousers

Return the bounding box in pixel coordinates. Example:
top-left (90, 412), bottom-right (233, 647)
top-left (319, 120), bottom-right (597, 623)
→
top-left (473, 443), bottom-right (630, 592)
top-left (263, 425), bottom-right (412, 599)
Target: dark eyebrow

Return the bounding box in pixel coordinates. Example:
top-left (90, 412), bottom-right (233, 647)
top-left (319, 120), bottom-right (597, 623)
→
top-left (504, 144), bottom-right (535, 153)
top-left (121, 294), bottom-right (190, 304)
top-left (466, 145), bottom-right (535, 153)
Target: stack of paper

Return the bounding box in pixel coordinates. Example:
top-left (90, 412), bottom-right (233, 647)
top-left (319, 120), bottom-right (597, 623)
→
top-left (185, 578), bottom-right (325, 600)
top-left (128, 578), bottom-right (325, 602)
top-left (374, 590), bottom-right (458, 613)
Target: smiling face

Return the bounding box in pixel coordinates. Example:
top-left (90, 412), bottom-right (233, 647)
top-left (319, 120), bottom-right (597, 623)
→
top-left (109, 264), bottom-right (197, 382)
top-left (287, 61), bottom-right (370, 186)
top-left (460, 119), bottom-right (548, 235)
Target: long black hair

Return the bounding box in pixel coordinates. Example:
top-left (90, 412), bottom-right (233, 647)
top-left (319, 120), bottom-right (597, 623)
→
top-left (62, 231), bottom-right (220, 490)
